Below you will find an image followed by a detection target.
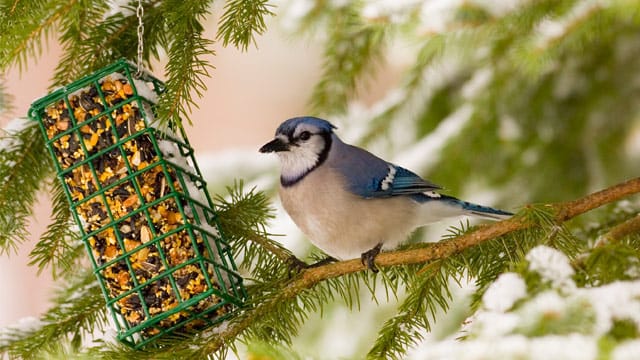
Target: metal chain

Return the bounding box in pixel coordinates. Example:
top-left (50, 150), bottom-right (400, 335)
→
top-left (136, 0), bottom-right (144, 76)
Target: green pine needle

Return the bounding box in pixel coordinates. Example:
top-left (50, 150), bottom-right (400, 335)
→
top-left (217, 0), bottom-right (275, 52)
top-left (310, 4), bottom-right (387, 115)
top-left (0, 271), bottom-right (106, 359)
top-left (0, 122), bottom-right (52, 254)
top-left (28, 180), bottom-right (83, 279)
top-left (155, 0), bottom-right (215, 128)
top-left (368, 261), bottom-right (454, 360)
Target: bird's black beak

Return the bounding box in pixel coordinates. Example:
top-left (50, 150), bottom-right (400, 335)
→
top-left (259, 138), bottom-right (289, 153)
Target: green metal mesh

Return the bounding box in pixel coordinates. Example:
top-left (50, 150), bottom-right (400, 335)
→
top-left (28, 59), bottom-right (246, 348)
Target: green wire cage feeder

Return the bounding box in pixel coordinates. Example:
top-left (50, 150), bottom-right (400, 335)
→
top-left (28, 59), bottom-right (246, 348)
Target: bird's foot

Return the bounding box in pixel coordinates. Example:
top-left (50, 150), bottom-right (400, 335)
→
top-left (361, 243), bottom-right (383, 273)
top-left (308, 256), bottom-right (338, 268)
top-left (286, 255), bottom-right (309, 273)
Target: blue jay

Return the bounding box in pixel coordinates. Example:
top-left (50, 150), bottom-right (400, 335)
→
top-left (260, 116), bottom-right (512, 271)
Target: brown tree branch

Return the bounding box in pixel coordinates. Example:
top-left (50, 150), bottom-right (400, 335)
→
top-left (207, 176), bottom-right (640, 353)
top-left (595, 213), bottom-right (640, 247)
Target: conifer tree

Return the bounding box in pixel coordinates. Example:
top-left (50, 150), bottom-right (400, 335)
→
top-left (1, 1), bottom-right (640, 359)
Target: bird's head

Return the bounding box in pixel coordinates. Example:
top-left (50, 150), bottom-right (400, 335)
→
top-left (260, 116), bottom-right (336, 186)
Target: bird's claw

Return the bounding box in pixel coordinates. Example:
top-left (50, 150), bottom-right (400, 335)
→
top-left (287, 256), bottom-right (309, 273)
top-left (287, 255), bottom-right (338, 274)
top-left (361, 243), bottom-right (383, 273)
top-left (308, 256), bottom-right (338, 268)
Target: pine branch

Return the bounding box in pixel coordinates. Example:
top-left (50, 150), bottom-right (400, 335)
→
top-left (3, 1), bottom-right (640, 358)
top-left (360, 35), bottom-right (446, 146)
top-left (577, 239), bottom-right (640, 287)
top-left (28, 180), bottom-right (83, 279)
top-left (201, 176), bottom-right (640, 354)
top-left (359, 0), bottom-right (569, 146)
top-left (52, 0), bottom-right (166, 85)
top-left (595, 214), bottom-right (640, 247)
top-left (0, 270), bottom-right (106, 359)
top-left (217, 0), bottom-right (274, 51)
top-left (246, 233), bottom-right (296, 264)
top-left (2, 0), bottom-right (166, 86)
top-left (322, 272), bottom-right (365, 310)
top-left (156, 0), bottom-right (214, 128)
top-left (367, 212), bottom-right (579, 360)
top-left (0, 122), bottom-right (52, 254)
top-left (427, 1), bottom-right (640, 200)
top-left (368, 261), bottom-right (454, 360)
top-left (310, 4), bottom-right (386, 115)
top-left (214, 181), bottom-right (296, 280)
top-left (19, 177), bottom-right (636, 359)
top-left (53, 0), bottom-right (106, 79)
top-left (0, 76), bottom-right (14, 115)
top-left (0, 0), bottom-right (77, 71)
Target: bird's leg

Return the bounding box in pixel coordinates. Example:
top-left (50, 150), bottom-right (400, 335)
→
top-left (361, 243), bottom-right (383, 273)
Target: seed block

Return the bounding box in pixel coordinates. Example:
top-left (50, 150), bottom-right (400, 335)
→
top-left (29, 61), bottom-right (245, 348)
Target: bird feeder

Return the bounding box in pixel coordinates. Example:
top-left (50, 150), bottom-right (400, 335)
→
top-left (28, 59), bottom-right (246, 348)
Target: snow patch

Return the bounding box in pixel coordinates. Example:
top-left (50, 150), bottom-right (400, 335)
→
top-left (499, 115), bottom-right (522, 141)
top-left (410, 330), bottom-right (598, 359)
top-left (131, 78), bottom-right (159, 104)
top-left (201, 319), bottom-right (230, 338)
top-left (528, 334), bottom-right (597, 360)
top-left (518, 290), bottom-right (568, 324)
top-left (461, 68), bottom-right (493, 99)
top-left (277, 0), bottom-right (316, 31)
top-left (482, 272), bottom-right (527, 312)
top-left (0, 316), bottom-right (48, 346)
top-left (408, 243), bottom-right (640, 359)
top-left (577, 281), bottom-right (640, 336)
top-left (337, 89), bottom-right (406, 144)
top-left (536, 0), bottom-right (601, 47)
top-left (612, 340), bottom-right (640, 360)
top-left (362, 0), bottom-right (422, 23)
top-left (106, 0), bottom-right (135, 18)
top-left (471, 311), bottom-right (521, 338)
top-left (418, 0), bottom-right (462, 34)
top-left (526, 245), bottom-right (575, 291)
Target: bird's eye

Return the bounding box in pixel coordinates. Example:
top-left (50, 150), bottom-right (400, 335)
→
top-left (299, 131), bottom-right (311, 141)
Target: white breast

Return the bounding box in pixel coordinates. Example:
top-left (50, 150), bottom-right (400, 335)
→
top-left (279, 166), bottom-right (422, 260)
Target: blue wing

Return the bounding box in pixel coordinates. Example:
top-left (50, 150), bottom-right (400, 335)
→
top-left (330, 141), bottom-right (441, 199)
top-left (372, 166), bottom-right (441, 197)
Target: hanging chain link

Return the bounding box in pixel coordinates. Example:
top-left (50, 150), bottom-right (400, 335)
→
top-left (136, 0), bottom-right (145, 76)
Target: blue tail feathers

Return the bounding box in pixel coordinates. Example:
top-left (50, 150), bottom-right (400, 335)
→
top-left (455, 198), bottom-right (513, 220)
top-left (414, 193), bottom-right (513, 220)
